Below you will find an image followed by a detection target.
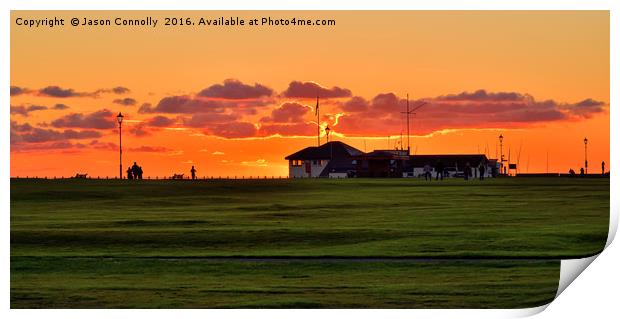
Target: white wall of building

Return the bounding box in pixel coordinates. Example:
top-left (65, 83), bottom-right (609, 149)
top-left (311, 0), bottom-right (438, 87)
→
top-left (289, 160), bottom-right (330, 178)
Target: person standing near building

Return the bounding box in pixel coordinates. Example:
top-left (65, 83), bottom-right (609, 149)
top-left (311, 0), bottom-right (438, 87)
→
top-left (478, 162), bottom-right (485, 181)
top-left (191, 166), bottom-right (197, 180)
top-left (464, 162), bottom-right (471, 181)
top-left (423, 164), bottom-right (432, 181)
top-left (436, 160), bottom-right (444, 180)
top-left (602, 161), bottom-right (606, 176)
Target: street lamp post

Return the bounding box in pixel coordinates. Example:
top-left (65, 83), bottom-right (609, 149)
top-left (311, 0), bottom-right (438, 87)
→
top-left (584, 137), bottom-right (588, 174)
top-left (499, 134), bottom-right (504, 175)
top-left (117, 112), bottom-right (124, 179)
top-left (325, 126), bottom-right (331, 143)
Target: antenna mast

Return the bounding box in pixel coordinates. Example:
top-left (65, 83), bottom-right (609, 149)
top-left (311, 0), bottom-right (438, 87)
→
top-left (406, 94), bottom-right (410, 153)
top-left (400, 94), bottom-right (426, 155)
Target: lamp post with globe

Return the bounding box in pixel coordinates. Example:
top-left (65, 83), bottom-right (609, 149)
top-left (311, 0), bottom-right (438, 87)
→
top-left (117, 112), bottom-right (124, 179)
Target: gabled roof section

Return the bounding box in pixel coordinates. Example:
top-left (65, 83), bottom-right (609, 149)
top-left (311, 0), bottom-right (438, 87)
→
top-left (285, 141), bottom-right (363, 160)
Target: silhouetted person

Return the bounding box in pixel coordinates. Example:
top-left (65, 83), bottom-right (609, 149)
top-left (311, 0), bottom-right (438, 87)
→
top-left (602, 161), bottom-right (606, 175)
top-left (137, 166), bottom-right (143, 179)
top-left (464, 162), bottom-right (471, 181)
top-left (131, 162), bottom-right (140, 179)
top-left (126, 166), bottom-right (133, 180)
top-left (191, 166), bottom-right (197, 180)
top-left (580, 167), bottom-right (585, 177)
top-left (435, 160), bottom-right (444, 180)
top-left (479, 162), bottom-right (485, 180)
top-left (569, 168), bottom-right (576, 176)
top-left (424, 164), bottom-right (433, 181)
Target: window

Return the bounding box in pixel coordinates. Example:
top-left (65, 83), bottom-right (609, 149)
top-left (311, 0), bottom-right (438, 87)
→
top-left (291, 160), bottom-right (303, 167)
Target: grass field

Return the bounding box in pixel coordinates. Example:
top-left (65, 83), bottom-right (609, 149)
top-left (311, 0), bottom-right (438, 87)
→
top-left (10, 177), bottom-right (609, 308)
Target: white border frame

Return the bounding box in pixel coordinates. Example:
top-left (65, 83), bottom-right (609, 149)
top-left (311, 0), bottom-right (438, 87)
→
top-left (2, 1), bottom-right (617, 318)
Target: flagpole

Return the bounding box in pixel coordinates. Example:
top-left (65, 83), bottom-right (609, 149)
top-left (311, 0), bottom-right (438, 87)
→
top-left (316, 95), bottom-right (320, 146)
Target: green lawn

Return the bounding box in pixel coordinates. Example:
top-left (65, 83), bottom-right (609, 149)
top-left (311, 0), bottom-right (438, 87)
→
top-left (10, 177), bottom-right (609, 308)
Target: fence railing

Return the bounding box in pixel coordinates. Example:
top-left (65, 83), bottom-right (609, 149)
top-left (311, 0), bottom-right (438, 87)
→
top-left (10, 175), bottom-right (292, 180)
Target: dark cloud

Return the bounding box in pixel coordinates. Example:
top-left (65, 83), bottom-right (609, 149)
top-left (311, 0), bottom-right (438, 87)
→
top-left (208, 122), bottom-right (257, 138)
top-left (258, 123), bottom-right (316, 137)
top-left (143, 89), bottom-right (274, 116)
top-left (89, 140), bottom-right (118, 151)
top-left (11, 127), bottom-right (102, 143)
top-left (149, 95), bottom-right (270, 115)
top-left (260, 102), bottom-right (311, 123)
top-left (32, 85), bottom-right (131, 98)
top-left (50, 109), bottom-right (116, 129)
top-left (128, 123), bottom-right (150, 137)
top-left (53, 103), bottom-right (70, 110)
top-left (182, 114), bottom-right (238, 128)
top-left (437, 89), bottom-right (524, 102)
top-left (138, 103), bottom-right (153, 114)
top-left (10, 105), bottom-right (48, 116)
top-left (333, 89), bottom-right (606, 136)
top-left (146, 115), bottom-right (177, 127)
top-left (340, 96), bottom-right (370, 112)
top-left (11, 121), bottom-right (104, 152)
top-left (11, 139), bottom-right (119, 152)
top-left (282, 81), bottom-right (352, 99)
top-left (574, 98), bottom-right (605, 108)
top-left (39, 86), bottom-right (86, 98)
top-left (129, 146), bottom-right (171, 152)
top-left (113, 98), bottom-right (137, 106)
top-left (11, 86), bottom-right (30, 96)
top-left (10, 121), bottom-right (34, 133)
top-left (110, 87), bottom-right (130, 94)
top-left (11, 141), bottom-right (85, 152)
top-left (198, 79), bottom-right (273, 99)
top-left (147, 95), bottom-right (227, 114)
top-left (567, 98), bottom-right (606, 118)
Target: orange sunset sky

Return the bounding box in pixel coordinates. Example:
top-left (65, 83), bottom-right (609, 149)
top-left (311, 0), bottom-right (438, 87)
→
top-left (10, 11), bottom-right (609, 177)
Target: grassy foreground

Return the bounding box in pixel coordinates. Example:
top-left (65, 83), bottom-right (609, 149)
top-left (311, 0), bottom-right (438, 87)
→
top-left (11, 257), bottom-right (559, 308)
top-left (10, 177), bottom-right (609, 308)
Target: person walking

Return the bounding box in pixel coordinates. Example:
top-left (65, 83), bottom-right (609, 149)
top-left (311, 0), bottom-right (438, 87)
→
top-left (191, 166), bottom-right (197, 180)
top-left (423, 164), bottom-right (431, 181)
top-left (478, 162), bottom-right (485, 181)
top-left (464, 162), bottom-right (470, 181)
top-left (131, 162), bottom-right (140, 179)
top-left (126, 166), bottom-right (133, 180)
top-left (436, 160), bottom-right (444, 180)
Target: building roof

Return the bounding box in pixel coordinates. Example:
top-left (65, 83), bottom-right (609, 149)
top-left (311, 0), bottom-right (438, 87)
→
top-left (285, 141), bottom-right (363, 160)
top-left (354, 149), bottom-right (410, 160)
